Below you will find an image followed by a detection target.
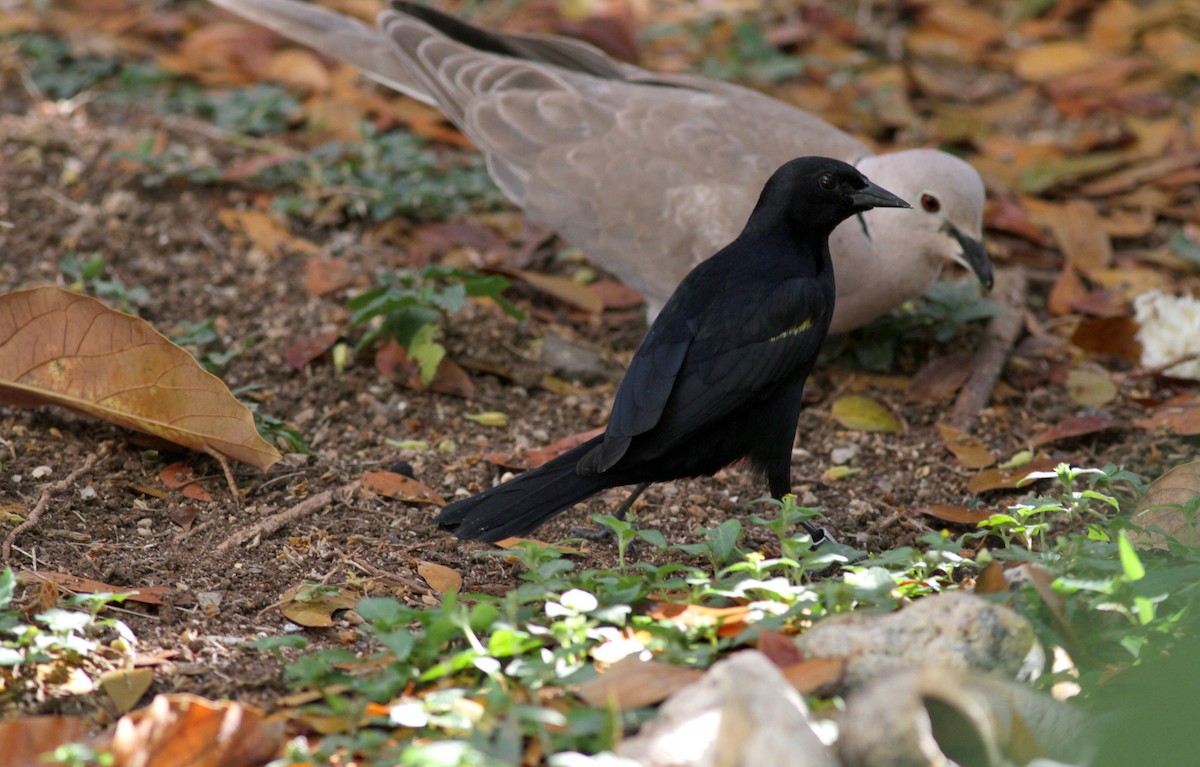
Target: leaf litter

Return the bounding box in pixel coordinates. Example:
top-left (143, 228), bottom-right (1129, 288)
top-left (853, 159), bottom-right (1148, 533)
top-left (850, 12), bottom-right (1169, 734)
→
top-left (1, 0), bottom-right (1199, 762)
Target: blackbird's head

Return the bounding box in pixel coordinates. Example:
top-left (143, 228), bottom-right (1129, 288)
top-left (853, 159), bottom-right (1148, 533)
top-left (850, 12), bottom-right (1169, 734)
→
top-left (749, 157), bottom-right (911, 237)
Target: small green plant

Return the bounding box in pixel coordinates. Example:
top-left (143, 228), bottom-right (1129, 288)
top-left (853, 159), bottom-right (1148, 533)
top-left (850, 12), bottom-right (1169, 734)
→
top-left (59, 253), bottom-right (150, 312)
top-left (0, 568), bottom-right (135, 701)
top-left (168, 83), bottom-right (302, 136)
top-left (15, 33), bottom-right (120, 100)
top-left (657, 17), bottom-right (806, 83)
top-left (347, 265), bottom-right (523, 384)
top-left (170, 318), bottom-right (249, 374)
top-left (257, 126), bottom-right (505, 222)
top-left (109, 138), bottom-right (224, 188)
top-left (846, 278), bottom-right (1001, 370)
top-left (230, 385), bottom-right (312, 455)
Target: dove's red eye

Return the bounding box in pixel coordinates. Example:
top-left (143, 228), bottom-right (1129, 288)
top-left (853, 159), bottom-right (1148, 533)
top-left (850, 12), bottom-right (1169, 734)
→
top-left (920, 193), bottom-right (941, 213)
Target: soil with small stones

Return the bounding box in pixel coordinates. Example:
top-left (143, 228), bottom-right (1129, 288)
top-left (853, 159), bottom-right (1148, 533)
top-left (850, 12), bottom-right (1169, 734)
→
top-left (0, 92), bottom-right (1189, 722)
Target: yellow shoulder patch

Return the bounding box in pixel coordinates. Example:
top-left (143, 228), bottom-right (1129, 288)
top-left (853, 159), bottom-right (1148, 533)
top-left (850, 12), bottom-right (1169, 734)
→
top-left (768, 316), bottom-right (814, 343)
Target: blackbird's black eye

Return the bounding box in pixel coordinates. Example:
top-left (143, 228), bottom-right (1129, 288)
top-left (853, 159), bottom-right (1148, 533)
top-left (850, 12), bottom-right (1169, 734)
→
top-left (818, 174), bottom-right (835, 191)
top-left (920, 193), bottom-right (941, 213)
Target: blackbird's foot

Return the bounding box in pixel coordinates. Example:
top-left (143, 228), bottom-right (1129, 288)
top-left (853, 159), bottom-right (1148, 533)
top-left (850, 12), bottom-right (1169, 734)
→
top-left (801, 520), bottom-right (836, 546)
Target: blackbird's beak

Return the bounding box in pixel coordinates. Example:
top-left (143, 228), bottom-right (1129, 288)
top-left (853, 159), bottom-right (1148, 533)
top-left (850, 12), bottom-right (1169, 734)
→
top-left (850, 180), bottom-right (910, 211)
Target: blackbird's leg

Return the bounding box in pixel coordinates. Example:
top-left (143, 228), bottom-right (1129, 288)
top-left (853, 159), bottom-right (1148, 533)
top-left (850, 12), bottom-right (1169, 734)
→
top-left (570, 482), bottom-right (652, 543)
top-left (612, 482), bottom-right (651, 521)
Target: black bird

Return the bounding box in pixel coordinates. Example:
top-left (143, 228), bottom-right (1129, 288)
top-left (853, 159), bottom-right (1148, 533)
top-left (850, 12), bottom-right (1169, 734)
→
top-left (436, 157), bottom-right (909, 542)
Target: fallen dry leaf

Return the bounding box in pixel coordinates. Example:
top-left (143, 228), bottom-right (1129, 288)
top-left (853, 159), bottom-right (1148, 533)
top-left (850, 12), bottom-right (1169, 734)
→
top-left (159, 461), bottom-right (214, 502)
top-left (918, 504), bottom-right (995, 525)
top-left (576, 656), bottom-right (704, 709)
top-left (1066, 366), bottom-right (1118, 407)
top-left (110, 694), bottom-right (284, 767)
top-left (374, 339), bottom-right (476, 399)
top-left (968, 457), bottom-right (1060, 494)
top-left (285, 330), bottom-right (341, 371)
top-left (1135, 402), bottom-right (1200, 436)
top-left (0, 287), bottom-right (281, 471)
top-left (1031, 415), bottom-right (1124, 446)
top-left (304, 256), bottom-right (355, 296)
top-left (0, 715), bottom-right (89, 767)
top-left (778, 657), bottom-right (846, 695)
top-left (15, 571), bottom-right (171, 606)
top-left (648, 602), bottom-right (754, 637)
top-left (218, 208), bottom-right (320, 259)
top-left (506, 268), bottom-right (605, 314)
top-left (973, 561), bottom-right (1009, 595)
top-left (1014, 41), bottom-right (1103, 82)
top-left (417, 561), bottom-right (462, 594)
top-left (938, 423), bottom-right (997, 469)
top-left (905, 353), bottom-right (974, 402)
top-left (1070, 316), bottom-right (1143, 362)
top-left (101, 668), bottom-right (155, 715)
top-left (830, 395), bottom-right (903, 433)
top-left (1129, 460), bottom-right (1200, 547)
top-left (280, 583), bottom-right (360, 627)
top-left (361, 470), bottom-right (446, 505)
top-left (484, 427), bottom-right (606, 470)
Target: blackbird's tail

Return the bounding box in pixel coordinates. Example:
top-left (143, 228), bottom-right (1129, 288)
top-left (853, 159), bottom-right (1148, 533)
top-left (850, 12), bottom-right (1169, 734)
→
top-left (434, 439), bottom-right (611, 542)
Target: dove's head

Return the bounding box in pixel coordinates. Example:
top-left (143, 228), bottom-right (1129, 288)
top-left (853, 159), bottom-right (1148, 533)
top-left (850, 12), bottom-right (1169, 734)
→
top-left (855, 150), bottom-right (991, 293)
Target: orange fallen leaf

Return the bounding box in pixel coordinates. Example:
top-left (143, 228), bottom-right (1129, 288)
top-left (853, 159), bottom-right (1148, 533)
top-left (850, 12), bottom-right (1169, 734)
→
top-left (778, 657), bottom-right (846, 695)
top-left (263, 48), bottom-right (331, 93)
top-left (576, 656), bottom-right (704, 709)
top-left (905, 353), bottom-right (973, 402)
top-left (361, 470), bottom-right (446, 505)
top-left (1014, 41), bottom-right (1102, 82)
top-left (648, 602), bottom-right (755, 637)
top-left (505, 268), bottom-right (605, 314)
top-left (374, 339), bottom-right (476, 399)
top-left (304, 256), bottom-right (355, 297)
top-left (159, 462), bottom-right (214, 503)
top-left (968, 458), bottom-right (1060, 494)
top-left (0, 287), bottom-right (281, 471)
top-left (110, 694), bottom-right (284, 767)
top-left (1135, 404), bottom-right (1200, 436)
top-left (0, 716), bottom-right (89, 767)
top-left (16, 570), bottom-right (171, 605)
top-left (285, 330), bottom-right (341, 371)
top-left (417, 562), bottom-right (462, 594)
top-left (918, 504), bottom-right (995, 525)
top-left (1070, 316), bottom-right (1143, 362)
top-left (589, 280), bottom-right (644, 310)
top-left (218, 208), bottom-right (320, 259)
top-left (484, 427), bottom-right (606, 470)
top-left (938, 423), bottom-right (997, 469)
top-left (755, 629), bottom-right (803, 667)
top-left (1031, 415), bottom-right (1124, 446)
top-left (973, 560), bottom-right (1009, 595)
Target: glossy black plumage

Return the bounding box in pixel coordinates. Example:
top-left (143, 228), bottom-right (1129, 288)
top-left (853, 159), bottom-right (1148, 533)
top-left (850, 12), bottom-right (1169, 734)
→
top-left (436, 157), bottom-right (909, 542)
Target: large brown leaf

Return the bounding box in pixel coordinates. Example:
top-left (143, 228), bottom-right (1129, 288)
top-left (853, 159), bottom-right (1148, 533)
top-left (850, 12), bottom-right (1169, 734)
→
top-left (0, 287), bottom-right (281, 471)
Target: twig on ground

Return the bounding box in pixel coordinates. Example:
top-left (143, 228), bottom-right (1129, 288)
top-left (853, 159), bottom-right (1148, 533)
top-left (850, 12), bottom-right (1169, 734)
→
top-left (3, 446), bottom-right (109, 561)
top-left (214, 484), bottom-right (351, 555)
top-left (950, 266), bottom-right (1028, 432)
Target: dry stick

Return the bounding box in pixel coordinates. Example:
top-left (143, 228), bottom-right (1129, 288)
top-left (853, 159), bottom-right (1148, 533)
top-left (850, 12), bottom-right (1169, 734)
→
top-left (3, 448), bottom-right (108, 561)
top-left (949, 266), bottom-right (1028, 432)
top-left (214, 484), bottom-right (350, 555)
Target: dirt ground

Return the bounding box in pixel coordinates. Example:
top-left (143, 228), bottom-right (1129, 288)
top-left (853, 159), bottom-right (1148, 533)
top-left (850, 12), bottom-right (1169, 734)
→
top-left (0, 26), bottom-right (1194, 722)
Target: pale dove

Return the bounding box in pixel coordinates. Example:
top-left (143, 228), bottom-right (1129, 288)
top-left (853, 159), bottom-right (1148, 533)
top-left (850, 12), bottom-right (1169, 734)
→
top-left (209, 0), bottom-right (992, 332)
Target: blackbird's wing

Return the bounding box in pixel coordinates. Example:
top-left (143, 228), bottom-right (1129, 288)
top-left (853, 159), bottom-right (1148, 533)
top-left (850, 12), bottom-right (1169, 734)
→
top-left (580, 266), bottom-right (831, 474)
